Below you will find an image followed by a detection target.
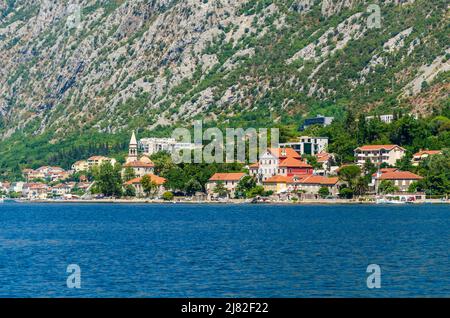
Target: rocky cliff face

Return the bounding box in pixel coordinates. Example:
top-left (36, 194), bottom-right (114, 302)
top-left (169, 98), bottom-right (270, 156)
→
top-left (0, 0), bottom-right (448, 139)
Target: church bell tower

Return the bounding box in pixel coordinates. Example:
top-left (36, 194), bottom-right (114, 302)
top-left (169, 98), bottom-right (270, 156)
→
top-left (126, 131), bottom-right (138, 163)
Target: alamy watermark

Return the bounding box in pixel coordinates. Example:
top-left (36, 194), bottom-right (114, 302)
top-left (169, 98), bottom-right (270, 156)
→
top-left (366, 264), bottom-right (381, 289)
top-left (67, 264), bottom-right (81, 289)
top-left (66, 4), bottom-right (82, 30)
top-left (170, 120), bottom-right (279, 165)
top-left (367, 4), bottom-right (381, 29)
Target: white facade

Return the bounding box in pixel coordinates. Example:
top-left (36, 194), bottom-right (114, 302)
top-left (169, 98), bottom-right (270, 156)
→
top-left (355, 145), bottom-right (406, 166)
top-left (251, 151), bottom-right (280, 181)
top-left (281, 136), bottom-right (328, 155)
top-left (10, 182), bottom-right (25, 193)
top-left (366, 114), bottom-right (394, 124)
top-left (139, 138), bottom-right (198, 156)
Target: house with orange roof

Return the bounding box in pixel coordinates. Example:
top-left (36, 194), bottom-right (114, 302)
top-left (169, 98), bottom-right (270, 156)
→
top-left (314, 152), bottom-right (338, 176)
top-left (87, 156), bottom-right (117, 169)
top-left (412, 150), bottom-right (442, 166)
top-left (249, 148), bottom-right (312, 182)
top-left (22, 183), bottom-right (49, 200)
top-left (23, 166), bottom-right (70, 182)
top-left (206, 173), bottom-right (246, 199)
top-left (51, 183), bottom-right (72, 196)
top-left (297, 175), bottom-right (341, 196)
top-left (263, 174), bottom-right (340, 195)
top-left (373, 170), bottom-right (423, 193)
top-left (263, 175), bottom-right (291, 193)
top-left (72, 160), bottom-right (89, 172)
top-left (354, 145), bottom-right (405, 166)
top-left (124, 174), bottom-right (167, 197)
top-left (123, 159), bottom-right (155, 177)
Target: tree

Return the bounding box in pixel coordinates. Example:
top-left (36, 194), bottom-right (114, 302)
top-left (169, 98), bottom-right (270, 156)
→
top-left (151, 151), bottom-right (175, 176)
top-left (357, 113), bottom-right (368, 144)
top-left (414, 151), bottom-right (450, 195)
top-left (395, 152), bottom-right (414, 172)
top-left (141, 175), bottom-right (158, 197)
top-left (93, 162), bottom-right (123, 197)
top-left (303, 155), bottom-right (323, 170)
top-left (318, 186), bottom-right (330, 198)
top-left (354, 177), bottom-right (369, 196)
top-left (163, 166), bottom-right (188, 193)
top-left (124, 184), bottom-right (136, 197)
top-left (123, 167), bottom-right (136, 182)
top-left (338, 165), bottom-right (361, 189)
top-left (246, 185), bottom-right (266, 198)
top-left (363, 159), bottom-right (377, 177)
top-left (213, 182), bottom-right (229, 197)
top-left (185, 178), bottom-right (202, 196)
top-left (162, 191), bottom-right (174, 201)
top-left (378, 180), bottom-right (399, 194)
top-left (235, 176), bottom-right (257, 198)
top-left (408, 181), bottom-right (419, 193)
top-left (339, 187), bottom-right (354, 199)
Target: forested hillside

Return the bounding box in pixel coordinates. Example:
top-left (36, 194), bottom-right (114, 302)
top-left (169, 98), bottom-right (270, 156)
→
top-left (0, 0), bottom-right (448, 178)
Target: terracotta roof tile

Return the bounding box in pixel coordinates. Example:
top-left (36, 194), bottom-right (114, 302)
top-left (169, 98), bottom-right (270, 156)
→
top-left (279, 157), bottom-right (312, 168)
top-left (299, 175), bottom-right (339, 185)
top-left (413, 150), bottom-right (442, 157)
top-left (356, 145), bottom-right (403, 151)
top-left (378, 171), bottom-right (423, 180)
top-left (123, 160), bottom-right (155, 168)
top-left (124, 174), bottom-right (166, 186)
top-left (209, 173), bottom-right (246, 182)
top-left (268, 148), bottom-right (301, 159)
top-left (264, 175), bottom-right (290, 183)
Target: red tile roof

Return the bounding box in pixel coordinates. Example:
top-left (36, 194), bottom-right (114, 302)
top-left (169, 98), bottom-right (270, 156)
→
top-left (413, 150), bottom-right (442, 157)
top-left (279, 157), bottom-right (312, 168)
top-left (123, 160), bottom-right (155, 168)
top-left (268, 148), bottom-right (301, 159)
top-left (299, 175), bottom-right (340, 185)
top-left (371, 168), bottom-right (398, 177)
top-left (124, 174), bottom-right (166, 186)
top-left (356, 145), bottom-right (403, 151)
top-left (316, 152), bottom-right (332, 162)
top-left (209, 173), bottom-right (246, 182)
top-left (264, 175), bottom-right (290, 183)
top-left (378, 171), bottom-right (423, 180)
top-left (88, 156), bottom-right (110, 161)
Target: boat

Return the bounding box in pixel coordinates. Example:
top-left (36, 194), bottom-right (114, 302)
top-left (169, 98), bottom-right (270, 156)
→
top-left (376, 198), bottom-right (406, 204)
top-left (0, 196), bottom-right (4, 203)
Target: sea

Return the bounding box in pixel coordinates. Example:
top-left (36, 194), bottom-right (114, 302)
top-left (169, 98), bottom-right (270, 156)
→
top-left (0, 202), bottom-right (448, 297)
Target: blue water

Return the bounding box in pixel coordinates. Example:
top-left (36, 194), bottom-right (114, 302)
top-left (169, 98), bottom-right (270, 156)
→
top-left (0, 203), bottom-right (448, 298)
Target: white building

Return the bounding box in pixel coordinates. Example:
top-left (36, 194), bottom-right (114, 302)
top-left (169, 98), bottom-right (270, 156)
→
top-left (10, 182), bottom-right (25, 193)
top-left (51, 184), bottom-right (72, 196)
top-left (72, 160), bottom-right (89, 172)
top-left (281, 136), bottom-right (328, 156)
top-left (248, 148), bottom-right (312, 182)
top-left (354, 145), bottom-right (406, 167)
top-left (366, 114), bottom-right (395, 124)
top-left (139, 138), bottom-right (198, 156)
top-left (87, 156), bottom-right (117, 169)
top-left (206, 173), bottom-right (246, 199)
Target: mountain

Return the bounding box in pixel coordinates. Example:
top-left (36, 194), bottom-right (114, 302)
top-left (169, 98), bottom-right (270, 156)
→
top-left (0, 0), bottom-right (448, 174)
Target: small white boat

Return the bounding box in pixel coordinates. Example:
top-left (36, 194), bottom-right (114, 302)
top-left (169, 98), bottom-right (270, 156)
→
top-left (0, 197), bottom-right (4, 203)
top-left (376, 198), bottom-right (406, 204)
